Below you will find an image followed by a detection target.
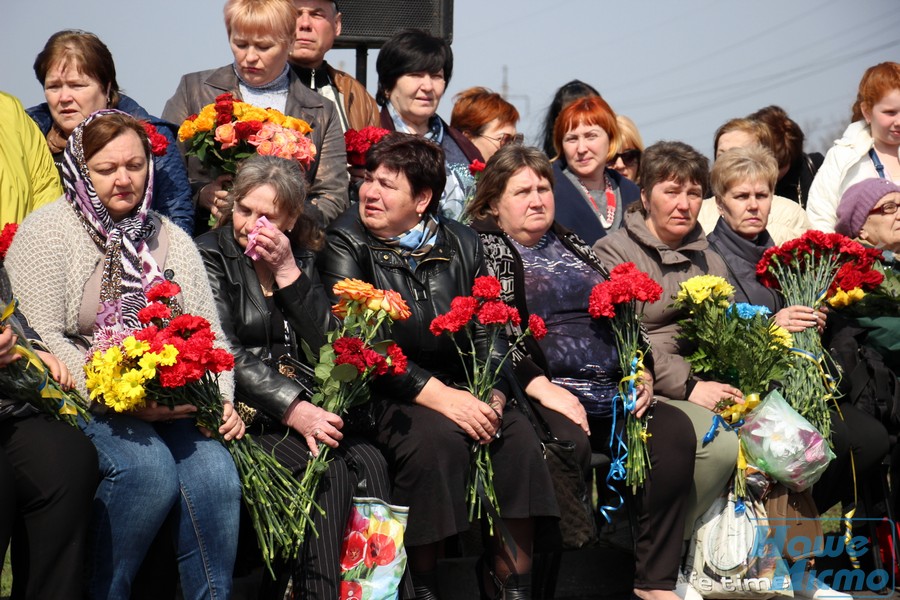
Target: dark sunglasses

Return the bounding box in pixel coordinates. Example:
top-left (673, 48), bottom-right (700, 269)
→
top-left (610, 149), bottom-right (641, 166)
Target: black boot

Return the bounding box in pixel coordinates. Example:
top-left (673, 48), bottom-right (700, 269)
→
top-left (499, 572), bottom-right (531, 600)
top-left (412, 570), bottom-right (440, 600)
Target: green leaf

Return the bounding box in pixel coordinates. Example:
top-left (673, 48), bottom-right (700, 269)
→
top-left (331, 363), bottom-right (360, 382)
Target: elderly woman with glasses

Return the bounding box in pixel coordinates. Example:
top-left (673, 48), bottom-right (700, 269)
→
top-left (550, 95), bottom-right (640, 245)
top-left (451, 87), bottom-right (523, 162)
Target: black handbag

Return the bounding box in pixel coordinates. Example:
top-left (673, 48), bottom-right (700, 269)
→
top-left (236, 354), bottom-right (317, 427)
top-left (516, 389), bottom-right (598, 549)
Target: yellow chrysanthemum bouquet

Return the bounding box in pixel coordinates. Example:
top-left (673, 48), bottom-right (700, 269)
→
top-left (673, 275), bottom-right (795, 497)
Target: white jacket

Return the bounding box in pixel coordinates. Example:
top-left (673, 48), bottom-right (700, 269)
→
top-left (806, 120), bottom-right (879, 232)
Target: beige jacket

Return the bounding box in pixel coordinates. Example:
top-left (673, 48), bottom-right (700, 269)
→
top-left (163, 65), bottom-right (349, 226)
top-left (5, 198), bottom-right (234, 401)
top-left (593, 209), bottom-right (728, 400)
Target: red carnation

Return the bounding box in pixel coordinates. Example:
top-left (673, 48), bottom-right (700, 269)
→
top-left (386, 343), bottom-right (408, 375)
top-left (0, 223), bottom-right (18, 261)
top-left (477, 301), bottom-right (512, 325)
top-left (142, 122), bottom-right (169, 157)
top-left (588, 283), bottom-right (616, 319)
top-left (147, 281), bottom-right (182, 302)
top-left (528, 314), bottom-right (548, 340)
top-left (472, 276), bottom-right (501, 300)
top-left (362, 348), bottom-right (389, 376)
top-left (468, 159), bottom-right (486, 177)
top-left (137, 302), bottom-right (171, 324)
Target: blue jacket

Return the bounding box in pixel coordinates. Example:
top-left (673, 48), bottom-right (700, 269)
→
top-left (551, 161), bottom-right (640, 246)
top-left (27, 95), bottom-right (194, 234)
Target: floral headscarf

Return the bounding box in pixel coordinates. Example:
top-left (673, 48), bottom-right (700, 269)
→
top-left (60, 109), bottom-right (164, 332)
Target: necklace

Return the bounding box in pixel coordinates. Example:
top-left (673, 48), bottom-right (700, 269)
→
top-left (575, 172), bottom-right (617, 228)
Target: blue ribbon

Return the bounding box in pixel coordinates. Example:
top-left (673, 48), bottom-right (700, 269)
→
top-left (702, 414), bottom-right (743, 445)
top-left (598, 357), bottom-right (642, 522)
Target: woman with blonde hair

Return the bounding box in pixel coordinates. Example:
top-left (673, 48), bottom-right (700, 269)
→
top-left (163, 0), bottom-right (348, 231)
top-left (609, 114), bottom-right (644, 183)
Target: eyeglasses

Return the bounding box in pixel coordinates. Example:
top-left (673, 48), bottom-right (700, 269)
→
top-left (610, 149), bottom-right (641, 166)
top-left (479, 132), bottom-right (524, 148)
top-left (869, 202), bottom-right (899, 216)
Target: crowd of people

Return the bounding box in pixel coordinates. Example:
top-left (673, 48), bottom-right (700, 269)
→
top-left (0, 0), bottom-right (898, 599)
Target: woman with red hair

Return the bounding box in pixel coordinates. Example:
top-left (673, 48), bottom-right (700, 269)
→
top-left (550, 96), bottom-right (640, 245)
top-left (451, 87), bottom-right (521, 162)
top-left (808, 61), bottom-right (900, 231)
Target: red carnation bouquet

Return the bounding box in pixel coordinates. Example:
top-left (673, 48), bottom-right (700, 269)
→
top-left (177, 93), bottom-right (316, 176)
top-left (588, 262), bottom-right (663, 490)
top-left (430, 275), bottom-right (547, 533)
top-left (84, 280), bottom-right (315, 574)
top-left (344, 126), bottom-right (390, 167)
top-left (298, 278), bottom-right (411, 543)
top-left (756, 230), bottom-right (883, 440)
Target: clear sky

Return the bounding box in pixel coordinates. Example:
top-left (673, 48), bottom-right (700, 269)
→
top-left (3, 0), bottom-right (897, 158)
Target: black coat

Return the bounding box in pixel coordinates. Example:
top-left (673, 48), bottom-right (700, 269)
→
top-left (195, 227), bottom-right (334, 420)
top-left (317, 209), bottom-right (505, 402)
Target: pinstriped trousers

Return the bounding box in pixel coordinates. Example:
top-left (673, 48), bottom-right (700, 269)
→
top-left (252, 428), bottom-right (392, 599)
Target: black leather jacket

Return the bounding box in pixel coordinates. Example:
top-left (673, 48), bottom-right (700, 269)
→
top-left (318, 209), bottom-right (508, 403)
top-left (196, 227), bottom-right (335, 420)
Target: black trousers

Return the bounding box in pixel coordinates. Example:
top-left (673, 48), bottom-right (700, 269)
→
top-left (813, 403), bottom-right (890, 513)
top-left (0, 414), bottom-right (98, 600)
top-left (251, 427), bottom-right (392, 600)
top-left (536, 400), bottom-right (696, 590)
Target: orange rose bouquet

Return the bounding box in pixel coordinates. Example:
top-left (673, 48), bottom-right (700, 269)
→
top-left (177, 93), bottom-right (316, 175)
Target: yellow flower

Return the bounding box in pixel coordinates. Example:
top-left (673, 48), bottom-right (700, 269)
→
top-left (123, 336), bottom-right (150, 358)
top-left (677, 275), bottom-right (734, 305)
top-left (283, 116), bottom-right (312, 135)
top-left (194, 106), bottom-right (216, 133)
top-left (264, 108), bottom-right (286, 126)
top-left (240, 106), bottom-right (269, 123)
top-left (827, 287), bottom-right (865, 308)
top-left (178, 119), bottom-right (198, 142)
top-left (368, 512), bottom-right (404, 548)
top-left (769, 323), bottom-right (793, 348)
top-left (157, 344), bottom-right (179, 366)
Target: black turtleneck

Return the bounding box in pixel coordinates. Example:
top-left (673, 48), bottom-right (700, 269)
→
top-left (290, 62), bottom-right (332, 91)
top-left (707, 220), bottom-right (785, 312)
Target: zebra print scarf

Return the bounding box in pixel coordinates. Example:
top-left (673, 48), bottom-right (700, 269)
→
top-left (61, 109), bottom-right (163, 332)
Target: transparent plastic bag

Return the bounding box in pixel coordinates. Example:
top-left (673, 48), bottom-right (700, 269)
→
top-left (740, 390), bottom-right (835, 492)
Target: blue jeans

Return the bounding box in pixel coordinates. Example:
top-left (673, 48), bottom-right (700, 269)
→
top-left (81, 414), bottom-right (241, 600)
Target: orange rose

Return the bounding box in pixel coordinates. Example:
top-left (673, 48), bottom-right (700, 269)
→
top-left (381, 290), bottom-right (411, 321)
top-left (333, 278), bottom-right (376, 303)
top-left (214, 123), bottom-right (238, 149)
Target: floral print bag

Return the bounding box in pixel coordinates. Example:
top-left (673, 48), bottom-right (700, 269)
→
top-left (339, 497), bottom-right (409, 600)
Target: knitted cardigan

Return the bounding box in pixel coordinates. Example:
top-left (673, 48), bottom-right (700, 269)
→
top-left (4, 198), bottom-right (234, 401)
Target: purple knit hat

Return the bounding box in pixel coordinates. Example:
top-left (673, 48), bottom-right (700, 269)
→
top-left (835, 178), bottom-right (900, 238)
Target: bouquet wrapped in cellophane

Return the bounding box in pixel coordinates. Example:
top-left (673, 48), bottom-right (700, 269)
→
top-left (83, 280), bottom-right (314, 575)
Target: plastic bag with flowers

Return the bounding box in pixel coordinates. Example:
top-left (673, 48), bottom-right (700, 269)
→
top-left (740, 390), bottom-right (834, 491)
top-left (297, 278), bottom-right (411, 543)
top-left (756, 230), bottom-right (884, 440)
top-left (177, 92), bottom-right (316, 176)
top-left (83, 280), bottom-right (316, 575)
top-left (587, 262), bottom-right (663, 492)
top-left (429, 275), bottom-right (547, 533)
top-left (338, 497), bottom-right (409, 600)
